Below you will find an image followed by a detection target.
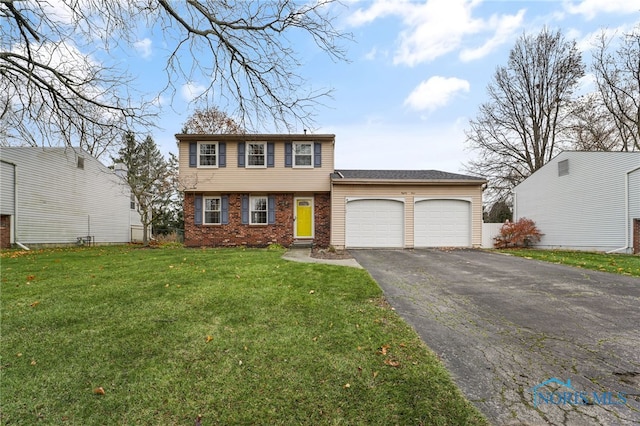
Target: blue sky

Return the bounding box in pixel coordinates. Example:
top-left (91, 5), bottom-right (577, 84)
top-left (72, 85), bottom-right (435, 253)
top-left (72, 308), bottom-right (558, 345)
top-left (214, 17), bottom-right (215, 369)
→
top-left (127, 0), bottom-right (640, 174)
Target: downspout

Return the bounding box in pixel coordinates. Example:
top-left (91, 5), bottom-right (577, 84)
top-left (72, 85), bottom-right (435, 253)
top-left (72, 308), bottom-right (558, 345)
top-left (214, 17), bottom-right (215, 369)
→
top-left (606, 164), bottom-right (640, 254)
top-left (2, 159), bottom-right (27, 249)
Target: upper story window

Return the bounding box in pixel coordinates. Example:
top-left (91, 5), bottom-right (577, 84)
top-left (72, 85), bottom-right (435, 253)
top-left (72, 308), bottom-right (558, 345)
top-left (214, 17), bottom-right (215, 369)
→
top-left (246, 142), bottom-right (266, 167)
top-left (198, 142), bottom-right (218, 167)
top-left (293, 143), bottom-right (313, 167)
top-left (204, 197), bottom-right (221, 224)
top-left (250, 196), bottom-right (267, 224)
top-left (130, 194), bottom-right (136, 210)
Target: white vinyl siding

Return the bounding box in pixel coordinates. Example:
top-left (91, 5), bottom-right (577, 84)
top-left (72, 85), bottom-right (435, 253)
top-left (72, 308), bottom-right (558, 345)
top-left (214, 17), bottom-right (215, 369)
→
top-left (514, 152), bottom-right (640, 252)
top-left (345, 199), bottom-right (404, 248)
top-left (414, 199), bottom-right (471, 247)
top-left (0, 147), bottom-right (143, 245)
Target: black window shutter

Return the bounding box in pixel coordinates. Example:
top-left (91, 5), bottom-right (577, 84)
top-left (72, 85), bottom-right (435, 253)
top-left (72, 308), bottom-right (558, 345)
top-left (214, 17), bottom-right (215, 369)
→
top-left (267, 143), bottom-right (274, 167)
top-left (241, 195), bottom-right (249, 224)
top-left (285, 143), bottom-right (292, 167)
top-left (194, 195), bottom-right (203, 225)
top-left (267, 195), bottom-right (276, 224)
top-left (314, 143), bottom-right (322, 167)
top-left (238, 142), bottom-right (245, 167)
top-left (219, 143), bottom-right (226, 167)
top-left (221, 195), bottom-right (229, 224)
top-left (189, 143), bottom-right (197, 167)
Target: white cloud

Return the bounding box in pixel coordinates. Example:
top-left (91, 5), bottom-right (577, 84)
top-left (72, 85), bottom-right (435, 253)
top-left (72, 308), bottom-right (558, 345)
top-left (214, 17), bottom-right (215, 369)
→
top-left (180, 82), bottom-right (207, 102)
top-left (364, 47), bottom-right (378, 60)
top-left (563, 0), bottom-right (640, 20)
top-left (404, 76), bottom-right (470, 112)
top-left (134, 38), bottom-right (153, 59)
top-left (347, 0), bottom-right (526, 65)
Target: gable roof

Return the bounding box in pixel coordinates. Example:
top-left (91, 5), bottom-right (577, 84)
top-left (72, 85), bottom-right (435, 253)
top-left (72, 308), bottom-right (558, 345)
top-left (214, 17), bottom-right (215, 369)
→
top-left (331, 169), bottom-right (486, 185)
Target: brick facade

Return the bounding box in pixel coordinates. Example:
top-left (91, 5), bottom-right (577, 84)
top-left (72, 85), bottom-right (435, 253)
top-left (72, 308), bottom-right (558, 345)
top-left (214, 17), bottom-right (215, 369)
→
top-left (184, 193), bottom-right (331, 248)
top-left (0, 215), bottom-right (10, 249)
top-left (634, 219), bottom-right (640, 255)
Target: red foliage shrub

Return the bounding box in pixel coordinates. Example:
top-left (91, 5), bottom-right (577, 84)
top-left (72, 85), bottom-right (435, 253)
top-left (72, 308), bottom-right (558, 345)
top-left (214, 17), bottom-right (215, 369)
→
top-left (493, 218), bottom-right (543, 249)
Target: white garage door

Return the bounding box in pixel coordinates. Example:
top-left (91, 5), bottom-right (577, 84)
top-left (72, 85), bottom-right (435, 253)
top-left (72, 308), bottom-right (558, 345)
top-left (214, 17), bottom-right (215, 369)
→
top-left (414, 199), bottom-right (471, 247)
top-left (346, 199), bottom-right (404, 248)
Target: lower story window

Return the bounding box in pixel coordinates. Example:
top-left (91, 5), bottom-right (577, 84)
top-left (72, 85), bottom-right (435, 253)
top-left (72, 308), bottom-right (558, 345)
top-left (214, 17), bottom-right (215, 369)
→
top-left (250, 196), bottom-right (267, 224)
top-left (204, 197), bottom-right (221, 224)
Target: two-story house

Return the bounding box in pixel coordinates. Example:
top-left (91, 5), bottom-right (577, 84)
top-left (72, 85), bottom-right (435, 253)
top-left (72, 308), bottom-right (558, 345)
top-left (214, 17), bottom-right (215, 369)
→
top-left (178, 134), bottom-right (334, 247)
top-left (178, 133), bottom-right (487, 250)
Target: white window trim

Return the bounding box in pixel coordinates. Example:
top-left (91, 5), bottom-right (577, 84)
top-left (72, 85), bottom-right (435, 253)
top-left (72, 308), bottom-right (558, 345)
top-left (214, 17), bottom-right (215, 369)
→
top-left (246, 142), bottom-right (267, 168)
top-left (198, 142), bottom-right (218, 168)
top-left (292, 142), bottom-right (314, 168)
top-left (250, 195), bottom-right (268, 225)
top-left (203, 196), bottom-right (222, 225)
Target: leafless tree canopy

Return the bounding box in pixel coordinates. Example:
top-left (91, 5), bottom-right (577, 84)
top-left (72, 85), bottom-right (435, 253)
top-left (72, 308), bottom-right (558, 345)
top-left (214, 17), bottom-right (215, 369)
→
top-left (465, 28), bottom-right (585, 201)
top-left (591, 24), bottom-right (640, 151)
top-left (1, 0), bottom-right (349, 157)
top-left (182, 107), bottom-right (244, 134)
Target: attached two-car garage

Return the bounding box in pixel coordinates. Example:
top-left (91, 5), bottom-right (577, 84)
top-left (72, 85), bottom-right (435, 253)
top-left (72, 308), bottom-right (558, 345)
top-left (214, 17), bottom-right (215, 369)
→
top-left (331, 170), bottom-right (486, 250)
top-left (345, 198), bottom-right (471, 248)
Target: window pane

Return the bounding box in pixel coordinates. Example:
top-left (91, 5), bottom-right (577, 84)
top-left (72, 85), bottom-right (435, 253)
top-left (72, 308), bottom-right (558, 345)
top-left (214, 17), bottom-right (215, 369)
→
top-left (252, 197), bottom-right (266, 211)
top-left (247, 143), bottom-right (265, 166)
top-left (294, 144), bottom-right (312, 155)
top-left (205, 198), bottom-right (220, 211)
top-left (251, 211), bottom-right (267, 224)
top-left (294, 143), bottom-right (312, 166)
top-left (205, 212), bottom-right (220, 224)
top-left (199, 143), bottom-right (217, 166)
top-left (295, 155), bottom-right (312, 166)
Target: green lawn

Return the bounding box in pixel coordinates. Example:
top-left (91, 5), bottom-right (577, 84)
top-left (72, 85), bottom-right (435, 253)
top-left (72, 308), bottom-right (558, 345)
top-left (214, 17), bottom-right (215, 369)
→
top-left (1, 246), bottom-right (486, 425)
top-left (498, 249), bottom-right (640, 277)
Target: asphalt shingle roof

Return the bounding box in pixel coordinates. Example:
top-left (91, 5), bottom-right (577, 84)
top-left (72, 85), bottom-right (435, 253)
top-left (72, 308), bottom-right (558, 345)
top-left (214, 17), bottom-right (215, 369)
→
top-left (331, 169), bottom-right (485, 181)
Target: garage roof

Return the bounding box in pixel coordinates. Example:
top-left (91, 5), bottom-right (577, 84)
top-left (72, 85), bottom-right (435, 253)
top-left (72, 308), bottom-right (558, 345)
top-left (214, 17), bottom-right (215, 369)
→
top-left (331, 169), bottom-right (486, 184)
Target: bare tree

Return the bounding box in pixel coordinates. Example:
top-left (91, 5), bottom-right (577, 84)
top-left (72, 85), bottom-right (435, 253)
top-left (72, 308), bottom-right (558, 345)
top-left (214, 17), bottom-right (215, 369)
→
top-left (566, 93), bottom-right (621, 151)
top-left (1, 1), bottom-right (349, 156)
top-left (592, 24), bottom-right (640, 151)
top-left (182, 107), bottom-right (244, 134)
top-left (465, 28), bottom-right (585, 201)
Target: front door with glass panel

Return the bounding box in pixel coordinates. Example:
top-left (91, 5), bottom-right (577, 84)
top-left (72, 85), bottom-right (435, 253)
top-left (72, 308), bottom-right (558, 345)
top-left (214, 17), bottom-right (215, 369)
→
top-left (295, 198), bottom-right (313, 238)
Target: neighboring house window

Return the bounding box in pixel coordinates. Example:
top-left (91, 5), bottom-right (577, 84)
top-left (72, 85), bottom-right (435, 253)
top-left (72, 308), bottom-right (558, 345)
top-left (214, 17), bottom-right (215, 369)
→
top-left (198, 142), bottom-right (218, 167)
top-left (293, 143), bottom-right (313, 167)
top-left (204, 197), bottom-right (221, 224)
top-left (246, 142), bottom-right (266, 167)
top-left (130, 194), bottom-right (136, 210)
top-left (250, 196), bottom-right (267, 224)
top-left (558, 159), bottom-right (569, 176)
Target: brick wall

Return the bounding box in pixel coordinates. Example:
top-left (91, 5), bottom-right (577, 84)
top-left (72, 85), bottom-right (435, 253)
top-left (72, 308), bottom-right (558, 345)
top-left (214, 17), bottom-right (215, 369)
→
top-left (634, 219), bottom-right (640, 255)
top-left (0, 215), bottom-right (10, 249)
top-left (184, 193), bottom-right (331, 248)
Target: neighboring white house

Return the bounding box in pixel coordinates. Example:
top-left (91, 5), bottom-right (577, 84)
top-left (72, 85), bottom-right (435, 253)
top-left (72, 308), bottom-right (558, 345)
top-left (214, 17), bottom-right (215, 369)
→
top-left (0, 146), bottom-right (146, 248)
top-left (513, 151), bottom-right (640, 254)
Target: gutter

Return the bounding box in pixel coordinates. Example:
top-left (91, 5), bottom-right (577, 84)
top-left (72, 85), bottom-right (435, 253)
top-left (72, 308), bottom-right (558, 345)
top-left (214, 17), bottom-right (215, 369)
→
top-left (606, 163), bottom-right (640, 254)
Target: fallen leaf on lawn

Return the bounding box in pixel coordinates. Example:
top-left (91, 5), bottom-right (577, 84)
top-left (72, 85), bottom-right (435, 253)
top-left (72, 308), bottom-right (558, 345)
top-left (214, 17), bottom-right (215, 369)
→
top-left (169, 265), bottom-right (174, 269)
top-left (384, 359), bottom-right (400, 367)
top-left (357, 367), bottom-right (363, 375)
top-left (30, 359), bottom-right (37, 366)
top-left (238, 360), bottom-right (243, 365)
top-left (377, 344), bottom-right (391, 355)
top-left (373, 371), bottom-right (379, 379)
top-left (309, 290), bottom-right (315, 294)
top-left (205, 335), bottom-right (213, 343)
top-left (343, 383), bottom-right (351, 388)
top-left (165, 284), bottom-right (169, 288)
top-left (93, 387), bottom-right (105, 395)
top-left (30, 301), bottom-right (40, 308)
top-left (26, 275), bottom-right (35, 281)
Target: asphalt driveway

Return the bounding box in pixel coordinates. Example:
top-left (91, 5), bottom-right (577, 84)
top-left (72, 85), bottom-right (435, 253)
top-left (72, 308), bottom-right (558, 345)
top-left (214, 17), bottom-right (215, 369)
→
top-left (350, 249), bottom-right (640, 426)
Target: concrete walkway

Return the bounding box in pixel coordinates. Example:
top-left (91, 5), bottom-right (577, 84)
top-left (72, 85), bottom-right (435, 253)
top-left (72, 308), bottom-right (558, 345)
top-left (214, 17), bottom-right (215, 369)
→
top-left (281, 248), bottom-right (362, 269)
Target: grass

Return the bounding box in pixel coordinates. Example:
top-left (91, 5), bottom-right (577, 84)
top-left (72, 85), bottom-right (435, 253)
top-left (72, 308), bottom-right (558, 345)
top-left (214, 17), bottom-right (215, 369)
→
top-left (1, 245), bottom-right (487, 425)
top-left (497, 248), bottom-right (640, 277)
